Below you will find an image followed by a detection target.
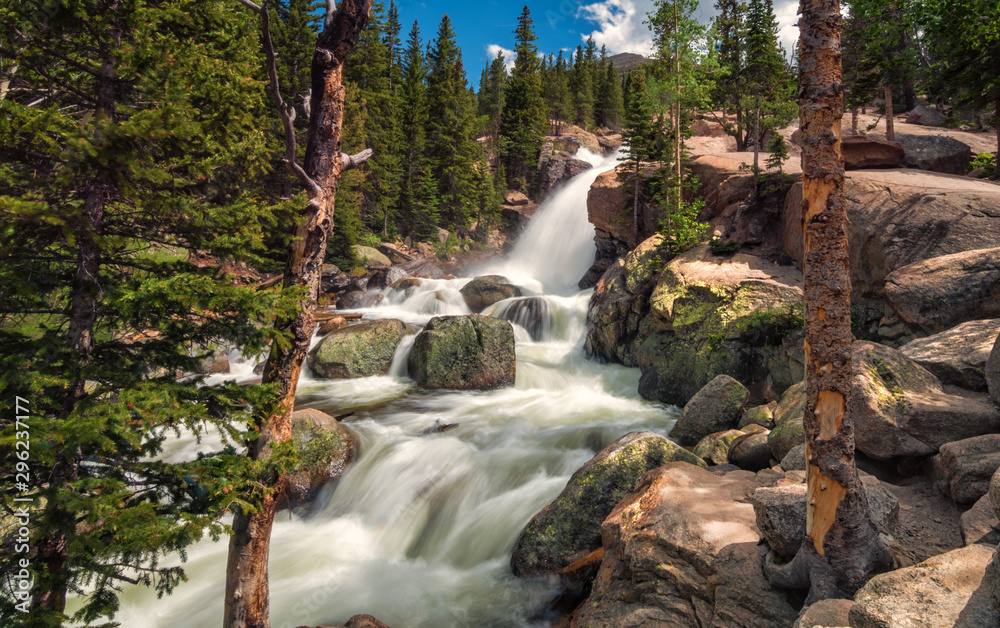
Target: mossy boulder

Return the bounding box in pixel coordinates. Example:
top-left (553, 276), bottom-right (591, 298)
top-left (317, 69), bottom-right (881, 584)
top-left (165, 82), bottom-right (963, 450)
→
top-left (693, 429), bottom-right (745, 465)
top-left (767, 381), bottom-right (806, 461)
top-left (307, 318), bottom-right (407, 379)
top-left (459, 275), bottom-right (522, 313)
top-left (632, 244), bottom-right (805, 406)
top-left (286, 408), bottom-right (359, 506)
top-left (407, 315), bottom-right (515, 390)
top-left (669, 374), bottom-right (749, 445)
top-left (351, 245), bottom-right (392, 268)
top-left (850, 341), bottom-right (1000, 460)
top-left (739, 403), bottom-right (776, 429)
top-left (510, 431), bottom-right (706, 577)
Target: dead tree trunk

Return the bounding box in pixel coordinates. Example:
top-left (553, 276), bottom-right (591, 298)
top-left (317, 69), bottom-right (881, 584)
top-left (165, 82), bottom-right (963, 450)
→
top-left (223, 2), bottom-right (372, 627)
top-left (884, 84), bottom-right (895, 141)
top-left (994, 97), bottom-right (999, 181)
top-left (764, 0), bottom-right (892, 604)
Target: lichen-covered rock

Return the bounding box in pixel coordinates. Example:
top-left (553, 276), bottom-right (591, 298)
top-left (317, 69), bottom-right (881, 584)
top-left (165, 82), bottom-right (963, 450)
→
top-left (885, 248), bottom-right (1000, 335)
top-left (938, 434), bottom-right (1000, 505)
top-left (408, 315), bottom-right (515, 390)
top-left (633, 243), bottom-right (805, 406)
top-left (850, 341), bottom-right (1000, 460)
top-left (286, 409), bottom-right (358, 505)
top-left (900, 319), bottom-right (1000, 391)
top-left (693, 429), bottom-right (745, 465)
top-left (739, 403), bottom-right (776, 429)
top-left (851, 544), bottom-right (1000, 628)
top-left (307, 319), bottom-right (407, 379)
top-left (351, 245), bottom-right (392, 268)
top-left (569, 462), bottom-right (800, 628)
top-left (670, 374), bottom-right (749, 445)
top-left (538, 151), bottom-right (592, 199)
top-left (510, 432), bottom-right (705, 577)
top-left (779, 443), bottom-right (807, 471)
top-left (728, 431), bottom-right (773, 471)
top-left (767, 381), bottom-right (806, 461)
top-left (458, 275), bottom-right (522, 313)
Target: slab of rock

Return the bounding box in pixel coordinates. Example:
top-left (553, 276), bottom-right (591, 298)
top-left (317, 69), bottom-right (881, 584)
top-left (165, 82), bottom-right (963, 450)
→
top-left (886, 248), bottom-right (1000, 335)
top-left (307, 319), bottom-right (407, 379)
top-left (900, 320), bottom-right (1000, 391)
top-left (365, 265), bottom-right (411, 291)
top-left (793, 598), bottom-right (853, 628)
top-left (851, 341), bottom-right (1000, 460)
top-left (938, 435), bottom-right (1000, 505)
top-left (693, 429), bottom-right (746, 465)
top-left (906, 105), bottom-right (948, 127)
top-left (898, 133), bottom-right (973, 175)
top-left (780, 442), bottom-right (807, 471)
top-left (728, 431), bottom-right (773, 471)
top-left (569, 462), bottom-right (800, 628)
top-left (961, 494), bottom-right (1000, 546)
top-left (407, 315), bottom-right (515, 390)
top-left (850, 544), bottom-right (1000, 627)
top-left (843, 135), bottom-right (904, 169)
top-left (989, 334), bottom-right (1000, 406)
top-left (632, 243), bottom-right (805, 406)
top-left (539, 151), bottom-right (592, 199)
top-left (286, 409), bottom-right (358, 505)
top-left (511, 432), bottom-right (705, 577)
top-left (459, 275), bottom-right (522, 313)
top-left (351, 245), bottom-right (392, 268)
top-left (398, 258), bottom-right (444, 279)
top-left (670, 375), bottom-right (749, 445)
top-left (504, 190), bottom-right (530, 206)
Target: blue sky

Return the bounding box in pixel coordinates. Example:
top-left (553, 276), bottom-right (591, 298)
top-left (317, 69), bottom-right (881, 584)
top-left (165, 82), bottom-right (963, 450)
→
top-left (388, 0), bottom-right (801, 87)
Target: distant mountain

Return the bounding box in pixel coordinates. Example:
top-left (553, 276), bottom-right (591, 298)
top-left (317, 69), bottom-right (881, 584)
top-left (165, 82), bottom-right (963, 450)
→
top-left (607, 53), bottom-right (651, 71)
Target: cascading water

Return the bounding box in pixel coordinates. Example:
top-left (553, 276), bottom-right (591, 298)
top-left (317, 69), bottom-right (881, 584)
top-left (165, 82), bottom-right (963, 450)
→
top-left (95, 148), bottom-right (680, 628)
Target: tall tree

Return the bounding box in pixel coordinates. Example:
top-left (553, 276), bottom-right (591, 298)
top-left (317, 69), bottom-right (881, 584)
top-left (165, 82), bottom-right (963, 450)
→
top-left (712, 0), bottom-right (750, 149)
top-left (499, 6), bottom-right (546, 190)
top-left (0, 1), bottom-right (295, 623)
top-left (478, 50), bottom-right (507, 148)
top-left (763, 0), bottom-right (892, 603)
top-left (569, 44), bottom-right (594, 128)
top-left (543, 50), bottom-right (573, 135)
top-left (398, 20), bottom-right (429, 236)
top-left (595, 60), bottom-right (625, 131)
top-left (620, 69), bottom-right (655, 246)
top-left (223, 1), bottom-right (372, 626)
top-left (744, 0), bottom-right (791, 186)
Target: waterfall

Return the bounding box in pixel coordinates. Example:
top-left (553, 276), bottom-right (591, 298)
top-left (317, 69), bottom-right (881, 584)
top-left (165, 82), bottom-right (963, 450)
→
top-left (89, 148), bottom-right (678, 628)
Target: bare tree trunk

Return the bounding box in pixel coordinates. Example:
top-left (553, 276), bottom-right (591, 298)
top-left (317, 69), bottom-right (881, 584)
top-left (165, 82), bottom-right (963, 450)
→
top-left (884, 84), bottom-right (894, 141)
top-left (223, 2), bottom-right (372, 627)
top-left (994, 97), bottom-right (1000, 181)
top-left (633, 175), bottom-right (640, 247)
top-left (674, 0), bottom-right (682, 222)
top-left (753, 90), bottom-right (761, 197)
top-left (764, 0), bottom-right (892, 604)
top-left (851, 107), bottom-right (858, 135)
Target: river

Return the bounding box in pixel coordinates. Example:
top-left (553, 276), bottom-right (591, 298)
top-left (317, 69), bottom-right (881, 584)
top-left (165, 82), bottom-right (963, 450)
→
top-left (103, 148), bottom-right (681, 628)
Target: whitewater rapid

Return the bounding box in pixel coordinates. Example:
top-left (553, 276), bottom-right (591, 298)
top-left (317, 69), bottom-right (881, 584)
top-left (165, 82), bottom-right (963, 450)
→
top-left (89, 148), bottom-right (681, 628)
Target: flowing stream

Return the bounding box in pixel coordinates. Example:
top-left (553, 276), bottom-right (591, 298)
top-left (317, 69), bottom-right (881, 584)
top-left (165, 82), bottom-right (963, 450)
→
top-left (101, 148), bottom-right (680, 628)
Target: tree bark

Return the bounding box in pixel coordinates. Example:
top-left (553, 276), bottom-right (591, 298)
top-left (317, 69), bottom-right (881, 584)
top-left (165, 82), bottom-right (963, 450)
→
top-left (223, 2), bottom-right (372, 627)
top-left (884, 84), bottom-right (894, 141)
top-left (994, 97), bottom-right (999, 181)
top-left (764, 0), bottom-right (892, 604)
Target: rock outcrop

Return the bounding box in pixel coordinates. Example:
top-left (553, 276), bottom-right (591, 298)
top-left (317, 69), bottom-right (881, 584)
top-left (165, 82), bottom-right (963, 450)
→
top-left (850, 544), bottom-right (1000, 627)
top-left (885, 248), bottom-right (1000, 335)
top-left (842, 135), bottom-right (904, 169)
top-left (286, 409), bottom-right (358, 505)
top-left (569, 462), bottom-right (801, 628)
top-left (900, 319), bottom-right (1000, 391)
top-left (906, 105), bottom-right (948, 127)
top-left (407, 315), bottom-right (515, 390)
top-left (850, 341), bottom-right (1000, 460)
top-left (307, 319), bottom-right (407, 379)
top-left (898, 133), bottom-right (973, 175)
top-left (511, 432), bottom-right (704, 577)
top-left (693, 429), bottom-right (745, 465)
top-left (936, 435), bottom-right (1000, 505)
top-left (538, 151), bottom-right (592, 199)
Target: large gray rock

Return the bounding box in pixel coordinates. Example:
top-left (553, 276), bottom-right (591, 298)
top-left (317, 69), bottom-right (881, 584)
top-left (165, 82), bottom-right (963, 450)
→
top-left (900, 319), bottom-right (1000, 391)
top-left (989, 333), bottom-right (1000, 406)
top-left (780, 443), bottom-right (807, 471)
top-left (886, 248), bottom-right (1000, 335)
top-left (539, 151), bottom-right (592, 199)
top-left (768, 381), bottom-right (806, 461)
top-left (937, 435), bottom-right (1000, 505)
top-left (960, 494), bottom-right (1000, 546)
top-left (569, 462), bottom-right (800, 628)
top-left (459, 275), bottom-right (522, 313)
top-left (307, 319), bottom-right (407, 379)
top-left (898, 133), bottom-right (973, 175)
top-left (851, 341), bottom-right (1000, 460)
top-left (286, 409), bottom-right (358, 505)
top-left (398, 258), bottom-right (444, 279)
top-left (850, 544), bottom-right (1000, 627)
top-left (408, 315), bottom-right (515, 390)
top-left (351, 245), bottom-right (392, 268)
top-left (793, 599), bottom-right (853, 628)
top-left (510, 432), bottom-right (704, 577)
top-left (728, 431), bottom-right (773, 471)
top-left (670, 374), bottom-right (749, 445)
top-left (992, 466), bottom-right (1000, 520)
top-left (906, 105), bottom-right (948, 127)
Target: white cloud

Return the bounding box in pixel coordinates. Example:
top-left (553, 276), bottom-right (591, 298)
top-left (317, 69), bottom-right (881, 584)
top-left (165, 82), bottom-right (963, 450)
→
top-left (486, 44), bottom-right (516, 73)
top-left (575, 0), bottom-right (801, 62)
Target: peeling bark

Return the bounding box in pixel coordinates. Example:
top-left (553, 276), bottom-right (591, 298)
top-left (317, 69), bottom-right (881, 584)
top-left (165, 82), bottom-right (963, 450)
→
top-left (223, 2), bottom-right (372, 627)
top-left (764, 0), bottom-right (892, 604)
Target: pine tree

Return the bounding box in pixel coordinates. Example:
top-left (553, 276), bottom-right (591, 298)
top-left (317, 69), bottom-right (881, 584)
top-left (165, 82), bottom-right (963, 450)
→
top-left (595, 61), bottom-right (625, 131)
top-left (425, 15), bottom-right (482, 229)
top-left (398, 20), bottom-right (429, 236)
top-left (0, 2), bottom-right (299, 623)
top-left (569, 44), bottom-right (595, 128)
top-left (543, 50), bottom-right (572, 135)
top-left (499, 6), bottom-right (547, 191)
top-left (712, 0), bottom-right (749, 148)
top-left (620, 69), bottom-right (656, 246)
top-left (272, 0), bottom-right (323, 120)
top-left (478, 51), bottom-right (508, 148)
top-left (744, 0), bottom-right (791, 183)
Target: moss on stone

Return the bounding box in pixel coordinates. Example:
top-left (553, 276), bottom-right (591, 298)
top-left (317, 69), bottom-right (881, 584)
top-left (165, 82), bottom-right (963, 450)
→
top-left (307, 318), bottom-right (407, 379)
